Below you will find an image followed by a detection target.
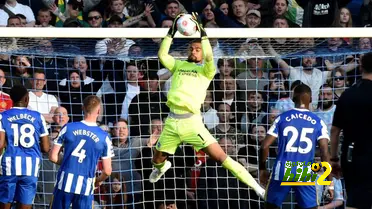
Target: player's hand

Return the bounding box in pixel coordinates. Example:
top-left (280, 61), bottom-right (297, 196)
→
top-left (167, 13), bottom-right (184, 38)
top-left (191, 12), bottom-right (207, 38)
top-left (259, 169), bottom-right (269, 187)
top-left (94, 180), bottom-right (103, 189)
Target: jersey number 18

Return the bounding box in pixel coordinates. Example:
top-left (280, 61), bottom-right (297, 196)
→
top-left (11, 123), bottom-right (35, 148)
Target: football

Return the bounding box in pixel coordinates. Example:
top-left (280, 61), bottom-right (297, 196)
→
top-left (176, 14), bottom-right (197, 36)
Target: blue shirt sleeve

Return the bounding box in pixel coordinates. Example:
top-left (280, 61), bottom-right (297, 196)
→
top-left (39, 114), bottom-right (49, 137)
top-left (54, 125), bottom-right (67, 146)
top-left (101, 135), bottom-right (114, 159)
top-left (267, 116), bottom-right (281, 137)
top-left (317, 119), bottom-right (330, 141)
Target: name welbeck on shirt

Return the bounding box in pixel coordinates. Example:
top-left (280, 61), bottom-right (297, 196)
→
top-left (7, 114), bottom-right (36, 123)
top-left (73, 129), bottom-right (99, 143)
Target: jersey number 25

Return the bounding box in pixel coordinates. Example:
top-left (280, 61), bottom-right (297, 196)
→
top-left (284, 126), bottom-right (314, 154)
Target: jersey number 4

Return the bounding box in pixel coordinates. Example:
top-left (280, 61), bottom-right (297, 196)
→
top-left (72, 140), bottom-right (87, 163)
top-left (11, 123), bottom-right (35, 148)
top-left (284, 126), bottom-right (314, 154)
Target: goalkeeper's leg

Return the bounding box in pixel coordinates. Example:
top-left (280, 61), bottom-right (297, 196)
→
top-left (149, 149), bottom-right (172, 183)
top-left (203, 142), bottom-right (266, 199)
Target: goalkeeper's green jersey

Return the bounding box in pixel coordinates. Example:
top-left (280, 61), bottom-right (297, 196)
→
top-left (159, 37), bottom-right (215, 115)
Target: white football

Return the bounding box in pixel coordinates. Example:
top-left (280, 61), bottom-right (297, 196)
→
top-left (176, 14), bottom-right (197, 36)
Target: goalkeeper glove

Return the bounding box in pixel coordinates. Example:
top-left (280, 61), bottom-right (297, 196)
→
top-left (191, 12), bottom-right (207, 38)
top-left (167, 14), bottom-right (184, 38)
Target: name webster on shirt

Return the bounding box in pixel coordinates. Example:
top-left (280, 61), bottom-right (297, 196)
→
top-left (73, 129), bottom-right (99, 143)
top-left (285, 113), bottom-right (317, 125)
top-left (7, 114), bottom-right (36, 123)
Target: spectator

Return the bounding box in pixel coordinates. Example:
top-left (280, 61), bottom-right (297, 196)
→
top-left (314, 84), bottom-right (336, 134)
top-left (297, 0), bottom-right (351, 27)
top-left (50, 106), bottom-right (69, 138)
top-left (202, 91), bottom-right (219, 130)
top-left (247, 9), bottom-right (261, 28)
top-left (270, 49), bottom-right (334, 109)
top-left (209, 103), bottom-right (245, 147)
top-left (58, 70), bottom-right (101, 121)
top-left (87, 9), bottom-right (103, 28)
top-left (52, 0), bottom-right (89, 27)
top-left (28, 70), bottom-right (59, 125)
top-left (329, 67), bottom-right (348, 101)
top-left (128, 71), bottom-right (169, 136)
top-left (236, 46), bottom-right (269, 93)
top-left (105, 172), bottom-right (128, 209)
top-left (95, 15), bottom-right (136, 59)
top-left (332, 7), bottom-right (353, 27)
top-left (0, 68), bottom-right (12, 112)
top-left (274, 80), bottom-right (301, 113)
top-left (6, 15), bottom-right (21, 27)
top-left (59, 56), bottom-right (94, 86)
top-left (214, 76), bottom-right (245, 125)
top-left (265, 70), bottom-right (289, 109)
top-left (241, 91), bottom-right (266, 133)
top-left (7, 55), bottom-right (32, 89)
top-left (0, 0), bottom-right (35, 26)
top-left (36, 8), bottom-right (52, 27)
top-left (111, 118), bottom-right (144, 209)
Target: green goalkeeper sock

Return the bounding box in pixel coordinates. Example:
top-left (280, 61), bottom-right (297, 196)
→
top-left (222, 156), bottom-right (265, 195)
top-left (153, 160), bottom-right (166, 171)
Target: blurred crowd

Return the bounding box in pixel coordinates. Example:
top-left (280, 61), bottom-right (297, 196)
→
top-left (0, 0), bottom-right (370, 208)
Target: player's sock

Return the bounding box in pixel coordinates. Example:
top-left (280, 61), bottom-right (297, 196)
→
top-left (153, 160), bottom-right (166, 170)
top-left (222, 156), bottom-right (266, 198)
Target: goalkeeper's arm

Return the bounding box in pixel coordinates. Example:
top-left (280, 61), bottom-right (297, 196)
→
top-left (158, 16), bottom-right (181, 72)
top-left (195, 13), bottom-right (215, 79)
top-left (158, 36), bottom-right (176, 72)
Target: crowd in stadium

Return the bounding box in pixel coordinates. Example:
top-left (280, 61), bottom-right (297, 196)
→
top-left (0, 0), bottom-right (370, 208)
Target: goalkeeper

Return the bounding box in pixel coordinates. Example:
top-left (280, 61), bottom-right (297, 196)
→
top-left (149, 13), bottom-right (265, 199)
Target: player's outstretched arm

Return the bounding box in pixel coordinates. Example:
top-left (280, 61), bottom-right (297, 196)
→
top-left (40, 136), bottom-right (50, 153)
top-left (158, 15), bottom-right (182, 72)
top-left (96, 158), bottom-right (112, 185)
top-left (192, 12), bottom-right (215, 79)
top-left (49, 144), bottom-right (63, 165)
top-left (259, 135), bottom-right (276, 186)
top-left (318, 138), bottom-right (331, 165)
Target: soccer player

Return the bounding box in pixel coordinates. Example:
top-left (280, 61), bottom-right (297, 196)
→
top-left (49, 95), bottom-right (114, 209)
top-left (148, 13), bottom-right (265, 198)
top-left (0, 85), bottom-right (50, 209)
top-left (259, 83), bottom-right (331, 209)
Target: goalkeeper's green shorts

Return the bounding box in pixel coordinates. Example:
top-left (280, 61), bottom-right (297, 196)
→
top-left (155, 113), bottom-right (217, 154)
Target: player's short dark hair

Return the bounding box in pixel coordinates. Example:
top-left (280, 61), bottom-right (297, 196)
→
top-left (292, 83), bottom-right (312, 104)
top-left (83, 95), bottom-right (101, 114)
top-left (361, 52), bottom-right (372, 73)
top-left (39, 8), bottom-right (51, 13)
top-left (33, 69), bottom-right (46, 77)
top-left (10, 85), bottom-right (28, 103)
top-left (290, 80), bottom-right (302, 91)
